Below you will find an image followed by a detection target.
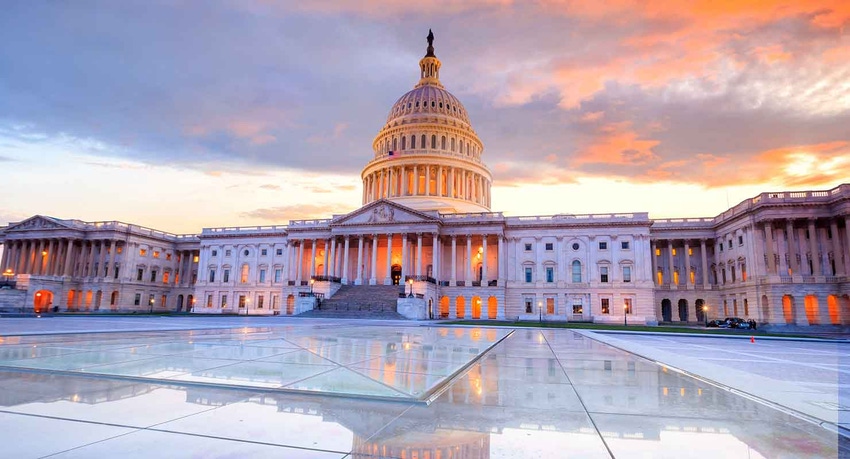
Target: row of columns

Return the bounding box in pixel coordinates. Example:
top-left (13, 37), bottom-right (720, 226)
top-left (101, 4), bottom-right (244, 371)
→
top-left (650, 239), bottom-right (711, 287)
top-left (286, 233), bottom-right (503, 286)
top-left (363, 165), bottom-right (491, 208)
top-left (760, 217), bottom-right (850, 277)
top-left (0, 239), bottom-right (198, 287)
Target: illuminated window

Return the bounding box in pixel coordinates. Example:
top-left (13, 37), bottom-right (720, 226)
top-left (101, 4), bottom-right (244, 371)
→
top-left (672, 248), bottom-right (677, 256)
top-left (741, 264), bottom-right (747, 281)
top-left (689, 269), bottom-right (695, 284)
top-left (240, 265), bottom-right (249, 283)
top-left (673, 270), bottom-right (679, 284)
top-left (139, 248), bottom-right (147, 257)
top-left (153, 251), bottom-right (160, 259)
top-left (166, 253), bottom-right (172, 261)
top-left (221, 295), bottom-right (227, 308)
top-left (625, 298), bottom-right (633, 314)
top-left (162, 272), bottom-right (170, 284)
top-left (193, 255), bottom-right (199, 262)
top-left (257, 295), bottom-right (264, 309)
top-left (655, 248), bottom-right (661, 256)
top-left (601, 298), bottom-right (609, 314)
top-left (524, 298), bottom-right (533, 313)
top-left (688, 247), bottom-right (693, 256)
top-left (116, 246), bottom-right (123, 254)
top-left (546, 297), bottom-right (555, 314)
top-left (657, 270), bottom-right (663, 284)
top-left (206, 295), bottom-right (213, 308)
top-left (238, 295), bottom-right (246, 308)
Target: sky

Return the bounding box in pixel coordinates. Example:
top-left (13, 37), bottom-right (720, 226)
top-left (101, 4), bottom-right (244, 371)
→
top-left (0, 1), bottom-right (848, 234)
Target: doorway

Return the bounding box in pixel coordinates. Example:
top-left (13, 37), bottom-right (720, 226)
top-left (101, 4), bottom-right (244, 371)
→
top-left (391, 264), bottom-right (402, 285)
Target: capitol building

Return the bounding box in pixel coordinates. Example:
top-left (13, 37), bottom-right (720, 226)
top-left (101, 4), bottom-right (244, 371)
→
top-left (1, 34), bottom-right (848, 327)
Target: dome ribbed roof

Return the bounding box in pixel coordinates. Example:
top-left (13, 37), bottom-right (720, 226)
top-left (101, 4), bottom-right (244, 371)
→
top-left (386, 85), bottom-right (471, 125)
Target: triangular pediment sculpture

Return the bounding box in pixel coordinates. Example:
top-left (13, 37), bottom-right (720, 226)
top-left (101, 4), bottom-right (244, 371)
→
top-left (4, 215), bottom-right (72, 232)
top-left (332, 200), bottom-right (439, 226)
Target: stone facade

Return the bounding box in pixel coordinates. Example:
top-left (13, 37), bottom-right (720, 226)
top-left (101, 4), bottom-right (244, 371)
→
top-left (0, 34), bottom-right (847, 325)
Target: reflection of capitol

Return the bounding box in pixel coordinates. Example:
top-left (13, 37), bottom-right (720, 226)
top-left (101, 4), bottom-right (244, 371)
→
top-left (0, 334), bottom-right (788, 459)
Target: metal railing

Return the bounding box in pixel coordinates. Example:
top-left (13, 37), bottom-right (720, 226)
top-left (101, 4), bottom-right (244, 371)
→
top-left (405, 275), bottom-right (436, 284)
top-left (311, 275), bottom-right (341, 283)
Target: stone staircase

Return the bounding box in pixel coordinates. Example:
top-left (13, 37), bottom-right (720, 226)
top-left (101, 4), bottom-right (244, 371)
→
top-left (298, 284), bottom-right (407, 319)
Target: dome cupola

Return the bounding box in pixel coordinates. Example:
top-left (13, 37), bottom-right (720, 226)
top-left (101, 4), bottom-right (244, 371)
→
top-left (361, 30), bottom-right (492, 214)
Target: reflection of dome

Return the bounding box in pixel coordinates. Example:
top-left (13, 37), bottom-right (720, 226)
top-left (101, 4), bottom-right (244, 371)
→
top-left (362, 31), bottom-right (492, 214)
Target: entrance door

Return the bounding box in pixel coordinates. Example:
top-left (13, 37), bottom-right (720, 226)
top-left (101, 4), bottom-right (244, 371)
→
top-left (391, 264), bottom-right (402, 285)
top-left (661, 299), bottom-right (672, 322)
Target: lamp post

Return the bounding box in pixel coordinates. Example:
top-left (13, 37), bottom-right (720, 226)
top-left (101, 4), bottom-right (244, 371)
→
top-left (190, 297), bottom-right (196, 313)
top-left (310, 278), bottom-right (314, 295)
top-left (149, 297), bottom-right (154, 314)
top-left (245, 297), bottom-right (251, 316)
top-left (703, 305), bottom-right (709, 327)
top-left (538, 300), bottom-right (543, 323)
top-left (624, 303), bottom-right (628, 327)
top-left (2, 268), bottom-right (13, 286)
top-left (407, 278), bottom-right (414, 298)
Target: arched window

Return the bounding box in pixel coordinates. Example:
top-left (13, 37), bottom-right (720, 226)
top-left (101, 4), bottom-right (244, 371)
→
top-left (392, 138), bottom-right (397, 151)
top-left (411, 135), bottom-right (416, 149)
top-left (467, 142), bottom-right (471, 156)
top-left (441, 136), bottom-right (446, 150)
top-left (572, 260), bottom-right (582, 283)
top-left (431, 135), bottom-right (436, 149)
top-left (431, 101), bottom-right (435, 107)
top-left (451, 138), bottom-right (456, 152)
top-left (401, 136), bottom-right (406, 150)
top-left (421, 134), bottom-right (426, 148)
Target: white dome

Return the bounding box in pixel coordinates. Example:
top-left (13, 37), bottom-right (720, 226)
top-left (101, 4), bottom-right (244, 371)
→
top-left (387, 85), bottom-right (471, 125)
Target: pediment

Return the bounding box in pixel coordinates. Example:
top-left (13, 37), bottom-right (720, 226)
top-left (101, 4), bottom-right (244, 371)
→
top-left (5, 215), bottom-right (72, 232)
top-left (332, 200), bottom-right (439, 226)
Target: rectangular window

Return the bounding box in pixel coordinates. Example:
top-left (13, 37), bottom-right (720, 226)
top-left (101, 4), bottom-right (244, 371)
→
top-left (625, 298), bottom-right (633, 314)
top-left (114, 267), bottom-right (120, 279)
top-left (728, 240), bottom-right (732, 249)
top-left (655, 248), bottom-right (661, 256)
top-left (261, 249), bottom-right (268, 256)
top-left (688, 247), bottom-right (693, 256)
top-left (257, 295), bottom-right (264, 309)
top-left (240, 265), bottom-right (249, 283)
top-left (672, 248), bottom-right (677, 256)
top-left (524, 267), bottom-right (533, 283)
top-left (161, 294), bottom-right (167, 308)
top-left (524, 298), bottom-right (533, 314)
top-left (600, 266), bottom-right (609, 283)
top-left (134, 293), bottom-right (141, 306)
top-left (621, 241), bottom-right (630, 250)
top-left (545, 242), bottom-right (553, 251)
top-left (601, 298), bottom-right (609, 314)
top-left (211, 249), bottom-right (218, 256)
top-left (137, 268), bottom-right (143, 281)
top-left (546, 298), bottom-right (555, 314)
top-left (166, 253), bottom-right (172, 261)
top-left (209, 270), bottom-right (215, 282)
top-left (738, 235), bottom-right (744, 245)
top-left (206, 294), bottom-right (213, 308)
top-left (272, 295), bottom-right (279, 310)
top-left (573, 301), bottom-right (583, 315)
top-left (223, 269), bottom-right (230, 283)
top-left (238, 295), bottom-right (246, 308)
top-left (139, 248), bottom-right (147, 257)
top-left (150, 270), bottom-right (157, 283)
top-left (153, 251), bottom-right (160, 259)
top-left (193, 255), bottom-right (199, 263)
top-left (225, 250), bottom-right (232, 257)
top-left (524, 243), bottom-right (532, 251)
top-left (221, 295), bottom-right (228, 308)
top-left (572, 262), bottom-right (581, 283)
top-left (276, 248), bottom-right (283, 256)
top-left (274, 269), bottom-right (282, 283)
top-left (117, 246), bottom-right (123, 254)
top-left (259, 269), bottom-right (266, 283)
top-left (719, 243), bottom-right (724, 252)
top-left (545, 267), bottom-right (554, 283)
top-left (599, 242), bottom-right (607, 250)
top-left (162, 272), bottom-right (170, 284)
top-left (623, 266), bottom-right (631, 283)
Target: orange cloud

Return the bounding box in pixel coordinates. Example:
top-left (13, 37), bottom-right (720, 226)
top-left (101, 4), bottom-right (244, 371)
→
top-left (575, 122), bottom-right (660, 165)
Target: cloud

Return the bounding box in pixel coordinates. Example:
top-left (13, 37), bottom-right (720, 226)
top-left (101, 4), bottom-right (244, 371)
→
top-left (259, 184), bottom-right (281, 190)
top-left (241, 203), bottom-right (354, 222)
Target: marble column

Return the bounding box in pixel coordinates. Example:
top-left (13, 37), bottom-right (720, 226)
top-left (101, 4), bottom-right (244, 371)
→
top-left (667, 240), bottom-right (675, 285)
top-left (310, 239), bottom-right (317, 278)
top-left (413, 166), bottom-right (419, 195)
top-left (451, 236), bottom-right (457, 286)
top-left (0, 243), bottom-right (8, 272)
top-left (700, 239), bottom-right (709, 287)
top-left (764, 222), bottom-right (776, 274)
top-left (786, 220), bottom-right (797, 276)
top-left (684, 241), bottom-right (691, 285)
top-left (497, 236), bottom-right (505, 284)
top-left (466, 235), bottom-right (472, 284)
top-left (33, 239), bottom-right (44, 275)
top-left (482, 235), bottom-right (488, 285)
top-left (416, 233), bottom-right (423, 276)
top-left (356, 236), bottom-right (364, 284)
top-left (831, 220), bottom-right (844, 276)
top-left (650, 240), bottom-right (658, 285)
top-left (807, 219), bottom-right (820, 275)
top-left (296, 240), bottom-right (304, 283)
top-left (384, 234), bottom-right (393, 285)
top-left (845, 216), bottom-right (850, 276)
top-left (107, 240), bottom-right (116, 280)
top-left (432, 233), bottom-right (439, 281)
top-left (342, 237), bottom-right (350, 284)
top-left (370, 234), bottom-right (378, 285)
top-left (401, 234), bottom-right (408, 280)
top-left (328, 238), bottom-right (336, 278)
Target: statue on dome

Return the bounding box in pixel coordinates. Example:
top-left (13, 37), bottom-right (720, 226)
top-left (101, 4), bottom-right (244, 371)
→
top-left (426, 29), bottom-right (435, 57)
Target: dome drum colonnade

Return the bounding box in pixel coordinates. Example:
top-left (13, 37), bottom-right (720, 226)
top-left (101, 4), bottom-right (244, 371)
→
top-left (362, 30), bottom-right (492, 214)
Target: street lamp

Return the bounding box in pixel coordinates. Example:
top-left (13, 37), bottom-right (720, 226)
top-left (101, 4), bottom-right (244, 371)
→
top-left (703, 304), bottom-right (709, 327)
top-left (149, 297), bottom-right (154, 314)
top-left (190, 297), bottom-right (196, 313)
top-left (407, 278), bottom-right (414, 298)
top-left (624, 303), bottom-right (628, 327)
top-left (245, 297), bottom-right (251, 316)
top-left (309, 278), bottom-right (315, 295)
top-left (538, 301), bottom-right (543, 323)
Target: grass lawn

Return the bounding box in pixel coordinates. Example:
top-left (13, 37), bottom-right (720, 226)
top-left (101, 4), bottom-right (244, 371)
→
top-left (442, 320), bottom-right (825, 339)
